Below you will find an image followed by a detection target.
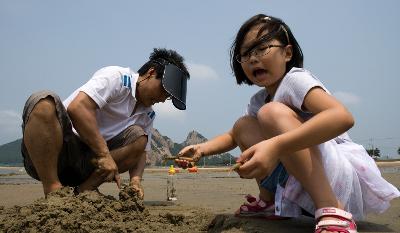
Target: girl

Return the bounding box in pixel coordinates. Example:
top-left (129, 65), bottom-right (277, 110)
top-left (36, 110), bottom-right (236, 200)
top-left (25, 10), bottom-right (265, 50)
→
top-left (177, 14), bottom-right (400, 233)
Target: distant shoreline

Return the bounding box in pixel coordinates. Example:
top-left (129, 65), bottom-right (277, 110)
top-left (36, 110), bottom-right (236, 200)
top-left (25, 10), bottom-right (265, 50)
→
top-left (0, 166), bottom-right (24, 170)
top-left (1, 160), bottom-right (399, 171)
top-left (376, 160), bottom-right (400, 167)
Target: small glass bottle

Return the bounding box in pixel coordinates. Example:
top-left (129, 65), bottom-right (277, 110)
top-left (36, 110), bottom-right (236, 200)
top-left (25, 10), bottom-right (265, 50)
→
top-left (167, 165), bottom-right (177, 201)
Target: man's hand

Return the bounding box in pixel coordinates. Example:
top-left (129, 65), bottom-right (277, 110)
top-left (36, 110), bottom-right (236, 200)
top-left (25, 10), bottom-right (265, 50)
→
top-left (96, 154), bottom-right (121, 189)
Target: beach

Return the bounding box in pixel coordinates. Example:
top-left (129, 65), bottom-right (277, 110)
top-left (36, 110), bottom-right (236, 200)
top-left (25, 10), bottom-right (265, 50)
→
top-left (0, 163), bottom-right (399, 232)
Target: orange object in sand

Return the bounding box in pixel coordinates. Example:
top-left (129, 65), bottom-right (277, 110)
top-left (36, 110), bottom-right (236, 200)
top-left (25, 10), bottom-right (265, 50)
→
top-left (188, 166), bottom-right (198, 173)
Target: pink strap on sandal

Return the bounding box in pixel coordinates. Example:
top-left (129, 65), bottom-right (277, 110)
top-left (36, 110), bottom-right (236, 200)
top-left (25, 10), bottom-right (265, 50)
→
top-left (315, 207), bottom-right (357, 233)
top-left (235, 194), bottom-right (289, 220)
top-left (244, 194), bottom-right (258, 203)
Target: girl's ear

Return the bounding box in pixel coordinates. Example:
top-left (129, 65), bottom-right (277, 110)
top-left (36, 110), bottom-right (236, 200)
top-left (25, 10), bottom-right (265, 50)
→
top-left (284, 45), bottom-right (293, 62)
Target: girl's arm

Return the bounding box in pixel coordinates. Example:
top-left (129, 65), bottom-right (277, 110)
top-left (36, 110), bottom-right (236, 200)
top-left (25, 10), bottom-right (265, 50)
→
top-left (198, 130), bottom-right (238, 156)
top-left (177, 130), bottom-right (237, 161)
top-left (274, 87), bottom-right (354, 155)
top-left (237, 87), bottom-right (354, 179)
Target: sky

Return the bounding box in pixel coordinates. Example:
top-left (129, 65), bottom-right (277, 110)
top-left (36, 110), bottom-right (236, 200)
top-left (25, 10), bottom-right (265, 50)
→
top-left (0, 0), bottom-right (399, 158)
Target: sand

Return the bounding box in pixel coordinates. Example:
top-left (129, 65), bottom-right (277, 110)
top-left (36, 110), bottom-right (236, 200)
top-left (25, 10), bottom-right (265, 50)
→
top-left (0, 185), bottom-right (214, 233)
top-left (0, 166), bottom-right (399, 232)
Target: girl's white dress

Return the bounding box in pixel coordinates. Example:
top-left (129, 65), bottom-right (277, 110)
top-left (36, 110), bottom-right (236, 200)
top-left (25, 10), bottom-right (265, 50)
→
top-left (246, 67), bottom-right (400, 220)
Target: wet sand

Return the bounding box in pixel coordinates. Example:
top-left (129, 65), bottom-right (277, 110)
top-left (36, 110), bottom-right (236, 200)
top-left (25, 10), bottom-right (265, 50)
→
top-left (0, 166), bottom-right (399, 232)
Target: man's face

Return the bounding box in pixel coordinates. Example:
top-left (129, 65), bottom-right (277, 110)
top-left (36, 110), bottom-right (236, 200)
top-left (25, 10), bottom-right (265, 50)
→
top-left (138, 71), bottom-right (171, 107)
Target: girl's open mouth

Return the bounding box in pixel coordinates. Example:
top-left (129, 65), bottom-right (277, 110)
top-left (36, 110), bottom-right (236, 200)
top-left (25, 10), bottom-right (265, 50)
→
top-left (253, 68), bottom-right (267, 78)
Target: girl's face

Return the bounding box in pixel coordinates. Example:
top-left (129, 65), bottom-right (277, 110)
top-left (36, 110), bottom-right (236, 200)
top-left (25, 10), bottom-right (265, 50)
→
top-left (240, 25), bottom-right (292, 94)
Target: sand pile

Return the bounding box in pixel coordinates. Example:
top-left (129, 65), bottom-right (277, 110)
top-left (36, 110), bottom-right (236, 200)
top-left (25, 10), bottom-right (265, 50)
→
top-left (0, 185), bottom-right (215, 233)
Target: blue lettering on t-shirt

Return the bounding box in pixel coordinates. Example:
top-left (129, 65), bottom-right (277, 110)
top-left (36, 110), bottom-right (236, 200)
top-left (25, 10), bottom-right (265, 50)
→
top-left (121, 75), bottom-right (132, 90)
top-left (147, 111), bottom-right (155, 119)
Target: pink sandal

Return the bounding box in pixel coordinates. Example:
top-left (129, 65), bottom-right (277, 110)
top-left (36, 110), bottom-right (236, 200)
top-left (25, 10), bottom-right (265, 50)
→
top-left (235, 194), bottom-right (289, 220)
top-left (315, 207), bottom-right (357, 233)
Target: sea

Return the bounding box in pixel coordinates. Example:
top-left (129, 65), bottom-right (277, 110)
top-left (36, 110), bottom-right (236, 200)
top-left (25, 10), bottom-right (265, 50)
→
top-left (0, 163), bottom-right (24, 175)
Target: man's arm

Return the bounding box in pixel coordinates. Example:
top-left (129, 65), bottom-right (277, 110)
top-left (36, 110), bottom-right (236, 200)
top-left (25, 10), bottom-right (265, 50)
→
top-left (67, 91), bottom-right (120, 188)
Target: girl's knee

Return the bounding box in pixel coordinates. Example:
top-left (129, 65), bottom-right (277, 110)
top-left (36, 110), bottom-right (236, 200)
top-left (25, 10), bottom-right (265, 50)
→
top-left (232, 116), bottom-right (258, 136)
top-left (257, 102), bottom-right (297, 127)
top-left (232, 116), bottom-right (264, 150)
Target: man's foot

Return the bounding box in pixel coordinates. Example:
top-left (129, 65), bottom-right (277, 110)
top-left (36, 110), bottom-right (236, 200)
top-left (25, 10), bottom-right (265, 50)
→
top-left (43, 182), bottom-right (63, 197)
top-left (130, 178), bottom-right (144, 200)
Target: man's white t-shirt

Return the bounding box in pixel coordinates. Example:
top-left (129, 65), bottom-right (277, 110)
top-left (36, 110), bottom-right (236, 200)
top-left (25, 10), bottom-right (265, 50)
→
top-left (63, 66), bottom-right (155, 151)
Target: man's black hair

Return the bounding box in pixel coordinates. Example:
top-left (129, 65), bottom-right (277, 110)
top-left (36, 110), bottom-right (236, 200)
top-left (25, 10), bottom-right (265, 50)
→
top-left (138, 48), bottom-right (190, 80)
top-left (230, 14), bottom-right (303, 85)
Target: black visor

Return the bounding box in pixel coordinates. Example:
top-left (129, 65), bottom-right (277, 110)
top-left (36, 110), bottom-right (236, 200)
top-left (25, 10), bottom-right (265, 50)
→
top-left (162, 64), bottom-right (188, 110)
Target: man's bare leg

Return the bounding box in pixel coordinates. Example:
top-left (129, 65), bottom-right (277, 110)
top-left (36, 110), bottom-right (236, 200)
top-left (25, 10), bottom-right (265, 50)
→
top-left (23, 98), bottom-right (63, 196)
top-left (129, 151), bottom-right (146, 199)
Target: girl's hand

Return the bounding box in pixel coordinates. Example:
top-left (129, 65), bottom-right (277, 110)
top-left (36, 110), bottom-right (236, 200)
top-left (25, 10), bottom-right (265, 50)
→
top-left (236, 139), bottom-right (280, 180)
top-left (178, 144), bottom-right (204, 162)
top-left (175, 144), bottom-right (204, 168)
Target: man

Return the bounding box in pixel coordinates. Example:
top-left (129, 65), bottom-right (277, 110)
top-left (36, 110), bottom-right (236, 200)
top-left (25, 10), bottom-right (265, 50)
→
top-left (21, 48), bottom-right (190, 198)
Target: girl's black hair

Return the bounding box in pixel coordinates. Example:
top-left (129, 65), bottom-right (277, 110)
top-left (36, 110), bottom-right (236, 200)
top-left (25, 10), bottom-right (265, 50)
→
top-left (230, 14), bottom-right (303, 85)
top-left (138, 48), bottom-right (190, 80)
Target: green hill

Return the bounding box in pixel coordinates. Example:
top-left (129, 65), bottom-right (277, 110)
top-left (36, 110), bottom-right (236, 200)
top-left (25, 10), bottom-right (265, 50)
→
top-left (0, 139), bottom-right (23, 165)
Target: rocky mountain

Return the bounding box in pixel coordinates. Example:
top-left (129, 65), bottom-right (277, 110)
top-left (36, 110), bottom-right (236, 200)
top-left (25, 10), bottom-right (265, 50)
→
top-left (182, 130), bottom-right (208, 146)
top-left (0, 129), bottom-right (236, 167)
top-left (149, 129), bottom-right (235, 166)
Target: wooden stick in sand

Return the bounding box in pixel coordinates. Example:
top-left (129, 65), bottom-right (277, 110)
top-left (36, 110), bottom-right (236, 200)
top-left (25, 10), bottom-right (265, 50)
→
top-left (163, 156), bottom-right (194, 162)
top-left (231, 163), bottom-right (241, 171)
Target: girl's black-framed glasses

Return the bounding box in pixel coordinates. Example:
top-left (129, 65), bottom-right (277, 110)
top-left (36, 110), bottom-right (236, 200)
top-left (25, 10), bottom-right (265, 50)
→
top-left (236, 43), bottom-right (285, 63)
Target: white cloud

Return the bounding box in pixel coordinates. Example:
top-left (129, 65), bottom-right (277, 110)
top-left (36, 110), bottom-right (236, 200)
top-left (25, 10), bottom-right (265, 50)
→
top-left (153, 101), bottom-right (186, 120)
top-left (333, 91), bottom-right (361, 105)
top-left (0, 110), bottom-right (22, 144)
top-left (187, 63), bottom-right (219, 81)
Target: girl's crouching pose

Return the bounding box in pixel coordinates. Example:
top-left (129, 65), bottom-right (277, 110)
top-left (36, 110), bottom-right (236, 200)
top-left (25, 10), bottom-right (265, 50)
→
top-left (177, 14), bottom-right (399, 233)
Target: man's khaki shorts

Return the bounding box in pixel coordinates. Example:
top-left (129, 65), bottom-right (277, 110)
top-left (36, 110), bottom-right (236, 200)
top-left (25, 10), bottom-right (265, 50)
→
top-left (21, 90), bottom-right (147, 187)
